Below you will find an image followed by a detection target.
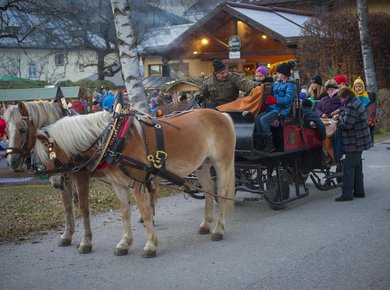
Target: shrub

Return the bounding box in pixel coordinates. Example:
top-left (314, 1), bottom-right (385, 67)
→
top-left (377, 89), bottom-right (390, 130)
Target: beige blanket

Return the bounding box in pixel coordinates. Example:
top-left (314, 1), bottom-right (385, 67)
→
top-left (216, 85), bottom-right (264, 118)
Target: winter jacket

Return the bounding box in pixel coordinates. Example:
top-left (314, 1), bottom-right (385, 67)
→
top-left (266, 78), bottom-right (296, 117)
top-left (337, 97), bottom-right (372, 152)
top-left (315, 95), bottom-right (341, 117)
top-left (202, 72), bottom-right (257, 107)
top-left (102, 92), bottom-right (115, 111)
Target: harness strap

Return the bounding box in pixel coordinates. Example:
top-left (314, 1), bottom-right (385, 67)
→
top-left (146, 117), bottom-right (167, 170)
top-left (115, 153), bottom-right (185, 186)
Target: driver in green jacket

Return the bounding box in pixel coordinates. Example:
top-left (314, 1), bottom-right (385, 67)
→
top-left (201, 59), bottom-right (258, 108)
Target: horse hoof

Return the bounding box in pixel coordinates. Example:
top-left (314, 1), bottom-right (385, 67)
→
top-left (142, 250), bottom-right (156, 258)
top-left (198, 227), bottom-right (210, 235)
top-left (211, 233), bottom-right (223, 241)
top-left (78, 245), bottom-right (92, 254)
top-left (58, 239), bottom-right (72, 247)
top-left (114, 248), bottom-right (129, 256)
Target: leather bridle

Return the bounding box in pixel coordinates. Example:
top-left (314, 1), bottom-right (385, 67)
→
top-left (5, 114), bottom-right (36, 161)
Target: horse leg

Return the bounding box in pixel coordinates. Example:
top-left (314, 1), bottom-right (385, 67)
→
top-left (111, 182), bottom-right (133, 256)
top-left (132, 182), bottom-right (158, 258)
top-left (196, 165), bottom-right (214, 235)
top-left (58, 180), bottom-right (75, 247)
top-left (210, 159), bottom-right (235, 241)
top-left (70, 171), bottom-right (93, 254)
top-left (138, 180), bottom-right (158, 223)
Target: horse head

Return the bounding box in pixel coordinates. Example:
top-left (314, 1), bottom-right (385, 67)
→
top-left (35, 129), bottom-right (72, 172)
top-left (4, 102), bottom-right (37, 170)
top-left (4, 101), bottom-right (65, 171)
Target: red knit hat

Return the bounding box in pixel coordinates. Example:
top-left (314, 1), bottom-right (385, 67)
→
top-left (334, 75), bottom-right (348, 86)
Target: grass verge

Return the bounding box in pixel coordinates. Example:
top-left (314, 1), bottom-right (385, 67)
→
top-left (0, 175), bottom-right (174, 243)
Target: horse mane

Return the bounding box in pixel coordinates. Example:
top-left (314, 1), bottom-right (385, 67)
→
top-left (3, 101), bottom-right (64, 128)
top-left (36, 111), bottom-right (112, 160)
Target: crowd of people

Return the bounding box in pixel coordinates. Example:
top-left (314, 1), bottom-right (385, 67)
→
top-left (200, 58), bottom-right (375, 202)
top-left (0, 58), bottom-right (377, 202)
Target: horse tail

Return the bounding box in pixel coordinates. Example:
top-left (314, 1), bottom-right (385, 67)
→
top-left (222, 112), bottom-right (236, 211)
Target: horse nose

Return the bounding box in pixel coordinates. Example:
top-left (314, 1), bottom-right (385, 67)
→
top-left (7, 156), bottom-right (21, 170)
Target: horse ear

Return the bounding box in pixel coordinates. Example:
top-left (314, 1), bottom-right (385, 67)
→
top-left (18, 102), bottom-right (28, 117)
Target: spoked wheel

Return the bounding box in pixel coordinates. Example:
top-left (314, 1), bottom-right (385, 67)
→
top-left (263, 175), bottom-right (290, 210)
top-left (300, 171), bottom-right (310, 183)
top-left (183, 175), bottom-right (205, 200)
top-left (182, 169), bottom-right (218, 201)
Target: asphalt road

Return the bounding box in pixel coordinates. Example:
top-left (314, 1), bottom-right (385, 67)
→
top-left (1, 140), bottom-right (390, 290)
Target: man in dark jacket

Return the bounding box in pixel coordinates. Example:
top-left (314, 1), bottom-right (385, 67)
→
top-left (334, 86), bottom-right (372, 202)
top-left (201, 59), bottom-right (257, 108)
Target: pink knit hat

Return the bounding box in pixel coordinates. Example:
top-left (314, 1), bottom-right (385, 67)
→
top-left (255, 66), bottom-right (269, 76)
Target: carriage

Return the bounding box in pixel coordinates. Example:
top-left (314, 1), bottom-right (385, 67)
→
top-left (223, 110), bottom-right (343, 210)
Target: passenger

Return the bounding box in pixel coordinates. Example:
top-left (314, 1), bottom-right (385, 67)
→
top-left (333, 86), bottom-right (372, 202)
top-left (308, 75), bottom-right (326, 100)
top-left (315, 79), bottom-right (341, 118)
top-left (299, 88), bottom-right (308, 100)
top-left (302, 99), bottom-right (326, 141)
top-left (254, 61), bottom-right (297, 152)
top-left (254, 66), bottom-right (274, 95)
top-left (314, 79), bottom-right (342, 164)
top-left (352, 77), bottom-right (370, 108)
top-left (301, 99), bottom-right (330, 163)
top-left (254, 66), bottom-right (275, 112)
top-left (201, 59), bottom-right (257, 108)
top-left (334, 75), bottom-right (349, 87)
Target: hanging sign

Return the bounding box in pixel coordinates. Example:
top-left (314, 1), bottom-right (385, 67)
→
top-left (228, 35), bottom-right (241, 52)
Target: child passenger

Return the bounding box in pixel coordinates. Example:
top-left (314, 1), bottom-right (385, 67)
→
top-left (353, 77), bottom-right (370, 107)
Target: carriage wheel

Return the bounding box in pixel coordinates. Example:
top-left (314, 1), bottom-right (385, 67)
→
top-left (264, 176), bottom-right (289, 210)
top-left (183, 175), bottom-right (205, 200)
top-left (300, 172), bottom-right (310, 183)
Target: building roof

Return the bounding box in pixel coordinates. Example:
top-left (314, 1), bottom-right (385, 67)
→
top-left (228, 4), bottom-right (310, 39)
top-left (0, 86), bottom-right (80, 101)
top-left (146, 1), bottom-right (312, 54)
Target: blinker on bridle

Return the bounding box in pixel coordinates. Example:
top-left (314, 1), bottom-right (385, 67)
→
top-left (41, 129), bottom-right (57, 160)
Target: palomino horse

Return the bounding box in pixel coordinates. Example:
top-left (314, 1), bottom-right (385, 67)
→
top-left (33, 109), bottom-right (236, 257)
top-left (4, 101), bottom-right (98, 253)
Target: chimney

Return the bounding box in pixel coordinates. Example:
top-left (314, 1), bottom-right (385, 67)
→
top-left (162, 57), bottom-right (170, 77)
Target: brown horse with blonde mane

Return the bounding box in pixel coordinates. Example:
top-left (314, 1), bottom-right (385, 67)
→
top-left (3, 100), bottom-right (216, 256)
top-left (33, 109), bottom-right (236, 257)
top-left (3, 101), bottom-right (126, 254)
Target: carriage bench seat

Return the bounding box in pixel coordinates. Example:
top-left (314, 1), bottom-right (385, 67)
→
top-left (225, 111), bottom-right (322, 160)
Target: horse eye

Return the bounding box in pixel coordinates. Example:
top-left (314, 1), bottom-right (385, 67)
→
top-left (19, 128), bottom-right (27, 134)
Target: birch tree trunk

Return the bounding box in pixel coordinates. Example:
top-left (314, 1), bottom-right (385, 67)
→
top-left (111, 0), bottom-right (147, 111)
top-left (356, 0), bottom-right (378, 94)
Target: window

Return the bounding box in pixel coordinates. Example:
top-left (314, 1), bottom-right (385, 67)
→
top-left (149, 64), bottom-right (162, 76)
top-left (79, 63), bottom-right (84, 72)
top-left (28, 63), bottom-right (37, 78)
top-left (55, 53), bottom-right (65, 66)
